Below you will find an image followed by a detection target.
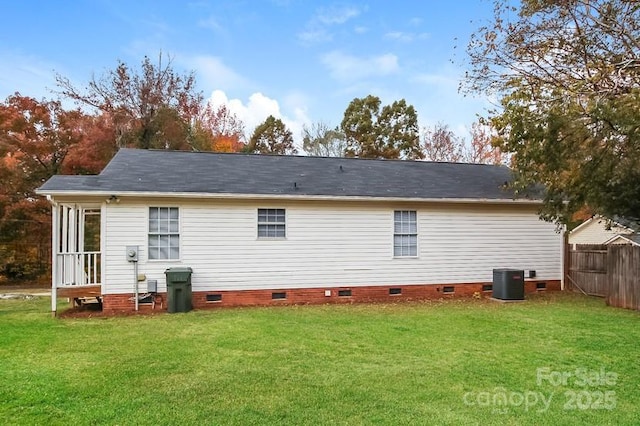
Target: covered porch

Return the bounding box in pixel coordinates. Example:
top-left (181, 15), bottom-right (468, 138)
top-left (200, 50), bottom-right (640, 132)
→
top-left (51, 202), bottom-right (103, 314)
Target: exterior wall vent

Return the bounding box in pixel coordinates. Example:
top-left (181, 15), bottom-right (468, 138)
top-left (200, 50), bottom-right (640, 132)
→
top-left (138, 294), bottom-right (153, 304)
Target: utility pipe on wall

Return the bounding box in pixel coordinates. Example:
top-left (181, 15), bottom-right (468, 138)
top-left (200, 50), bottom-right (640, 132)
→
top-left (134, 260), bottom-right (139, 311)
top-left (126, 246), bottom-right (139, 311)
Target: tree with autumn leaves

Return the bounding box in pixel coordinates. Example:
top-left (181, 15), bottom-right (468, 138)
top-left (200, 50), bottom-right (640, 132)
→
top-left (341, 95), bottom-right (423, 160)
top-left (339, 96), bottom-right (504, 164)
top-left (195, 103), bottom-right (247, 153)
top-left (7, 2), bottom-right (637, 283)
top-left (464, 0), bottom-right (640, 224)
top-left (421, 122), bottom-right (507, 164)
top-left (302, 122), bottom-right (346, 157)
top-left (0, 53), bottom-right (503, 282)
top-left (55, 53), bottom-right (248, 153)
top-left (247, 115), bottom-right (297, 155)
top-left (56, 54), bottom-right (202, 151)
top-left (0, 55), bottom-right (249, 280)
top-left (0, 96), bottom-right (101, 279)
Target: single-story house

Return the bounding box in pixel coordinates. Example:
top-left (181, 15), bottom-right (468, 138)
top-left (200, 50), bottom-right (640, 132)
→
top-left (37, 148), bottom-right (563, 314)
top-left (604, 233), bottom-right (640, 246)
top-left (569, 215), bottom-right (636, 247)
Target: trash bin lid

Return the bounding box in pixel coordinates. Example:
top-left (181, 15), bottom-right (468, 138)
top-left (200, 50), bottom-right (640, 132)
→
top-left (165, 267), bottom-right (193, 273)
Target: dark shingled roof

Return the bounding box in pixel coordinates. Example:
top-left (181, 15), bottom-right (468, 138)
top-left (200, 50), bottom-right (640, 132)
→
top-left (612, 216), bottom-right (639, 232)
top-left (38, 148), bottom-right (537, 201)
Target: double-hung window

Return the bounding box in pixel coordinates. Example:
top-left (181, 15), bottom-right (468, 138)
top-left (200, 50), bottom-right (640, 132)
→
top-left (394, 210), bottom-right (417, 257)
top-left (258, 208), bottom-right (286, 238)
top-left (149, 207), bottom-right (180, 260)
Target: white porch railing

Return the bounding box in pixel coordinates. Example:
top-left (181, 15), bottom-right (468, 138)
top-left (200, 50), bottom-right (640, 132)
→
top-left (55, 252), bottom-right (101, 287)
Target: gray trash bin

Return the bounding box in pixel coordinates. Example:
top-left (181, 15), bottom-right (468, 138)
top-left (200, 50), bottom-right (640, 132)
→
top-left (165, 267), bottom-right (193, 313)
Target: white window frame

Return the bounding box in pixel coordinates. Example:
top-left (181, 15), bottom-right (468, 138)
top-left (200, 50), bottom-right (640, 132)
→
top-left (148, 207), bottom-right (180, 260)
top-left (393, 210), bottom-right (418, 257)
top-left (257, 208), bottom-right (286, 239)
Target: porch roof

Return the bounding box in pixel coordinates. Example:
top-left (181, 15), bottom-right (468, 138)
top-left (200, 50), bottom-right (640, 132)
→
top-left (38, 148), bottom-right (543, 202)
top-left (41, 175), bottom-right (101, 191)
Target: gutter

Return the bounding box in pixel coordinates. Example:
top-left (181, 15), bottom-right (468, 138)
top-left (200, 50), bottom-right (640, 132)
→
top-left (36, 189), bottom-right (543, 205)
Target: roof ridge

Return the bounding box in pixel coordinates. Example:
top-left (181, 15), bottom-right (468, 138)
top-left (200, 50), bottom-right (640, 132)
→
top-left (118, 148), bottom-right (509, 168)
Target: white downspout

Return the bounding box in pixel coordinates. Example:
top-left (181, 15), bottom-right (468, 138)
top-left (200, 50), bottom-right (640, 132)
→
top-left (100, 203), bottom-right (107, 296)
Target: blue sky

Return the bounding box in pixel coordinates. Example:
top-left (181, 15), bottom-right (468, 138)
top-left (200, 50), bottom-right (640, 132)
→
top-left (1, 0), bottom-right (497, 145)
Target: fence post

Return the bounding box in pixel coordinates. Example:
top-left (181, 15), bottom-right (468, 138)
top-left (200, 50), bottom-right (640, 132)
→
top-left (607, 245), bottom-right (640, 310)
top-left (563, 233), bottom-right (570, 291)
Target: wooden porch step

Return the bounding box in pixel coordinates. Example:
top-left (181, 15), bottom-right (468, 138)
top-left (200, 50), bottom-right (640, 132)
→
top-left (73, 296), bottom-right (103, 308)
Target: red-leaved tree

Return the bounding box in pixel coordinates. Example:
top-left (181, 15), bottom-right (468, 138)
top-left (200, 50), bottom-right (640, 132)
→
top-left (0, 94), bottom-right (90, 279)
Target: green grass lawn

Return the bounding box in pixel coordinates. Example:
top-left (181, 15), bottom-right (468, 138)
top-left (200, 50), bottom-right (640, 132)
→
top-left (1, 293), bottom-right (639, 425)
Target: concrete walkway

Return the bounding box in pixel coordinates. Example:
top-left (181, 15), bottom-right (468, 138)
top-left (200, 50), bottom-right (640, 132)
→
top-left (0, 288), bottom-right (51, 299)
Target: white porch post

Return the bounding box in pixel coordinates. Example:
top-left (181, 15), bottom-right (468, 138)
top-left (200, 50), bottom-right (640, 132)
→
top-left (78, 207), bottom-right (85, 285)
top-left (50, 201), bottom-right (59, 316)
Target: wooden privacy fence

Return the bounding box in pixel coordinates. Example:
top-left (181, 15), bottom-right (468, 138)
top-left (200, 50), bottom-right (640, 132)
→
top-left (568, 244), bottom-right (640, 310)
top-left (567, 244), bottom-right (608, 297)
top-left (607, 245), bottom-right (640, 310)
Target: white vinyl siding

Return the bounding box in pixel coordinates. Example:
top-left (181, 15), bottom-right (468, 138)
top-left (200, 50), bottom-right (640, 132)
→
top-left (258, 208), bottom-right (285, 239)
top-left (394, 210), bottom-right (417, 257)
top-left (148, 207), bottom-right (179, 260)
top-left (569, 218), bottom-right (633, 245)
top-left (98, 199), bottom-right (563, 295)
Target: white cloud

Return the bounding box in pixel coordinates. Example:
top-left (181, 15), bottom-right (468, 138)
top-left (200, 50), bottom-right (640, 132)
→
top-left (316, 6), bottom-right (361, 25)
top-left (206, 90), bottom-right (310, 148)
top-left (198, 15), bottom-right (224, 33)
top-left (186, 55), bottom-right (248, 92)
top-left (122, 18), bottom-right (174, 57)
top-left (385, 32), bottom-right (413, 43)
top-left (283, 91), bottom-right (311, 141)
top-left (407, 67), bottom-right (492, 136)
top-left (384, 31), bottom-right (430, 43)
top-left (321, 51), bottom-right (399, 82)
top-left (298, 29), bottom-right (332, 44)
top-left (209, 90), bottom-right (278, 133)
top-left (298, 5), bottom-right (363, 45)
top-left (0, 51), bottom-right (59, 101)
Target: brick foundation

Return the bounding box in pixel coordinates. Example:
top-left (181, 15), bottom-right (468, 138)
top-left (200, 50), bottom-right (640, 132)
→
top-left (101, 280), bottom-right (561, 313)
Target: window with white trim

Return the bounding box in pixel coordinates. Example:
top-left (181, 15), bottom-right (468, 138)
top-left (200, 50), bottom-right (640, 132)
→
top-left (149, 207), bottom-right (180, 260)
top-left (258, 208), bottom-right (286, 238)
top-left (394, 210), bottom-right (417, 257)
